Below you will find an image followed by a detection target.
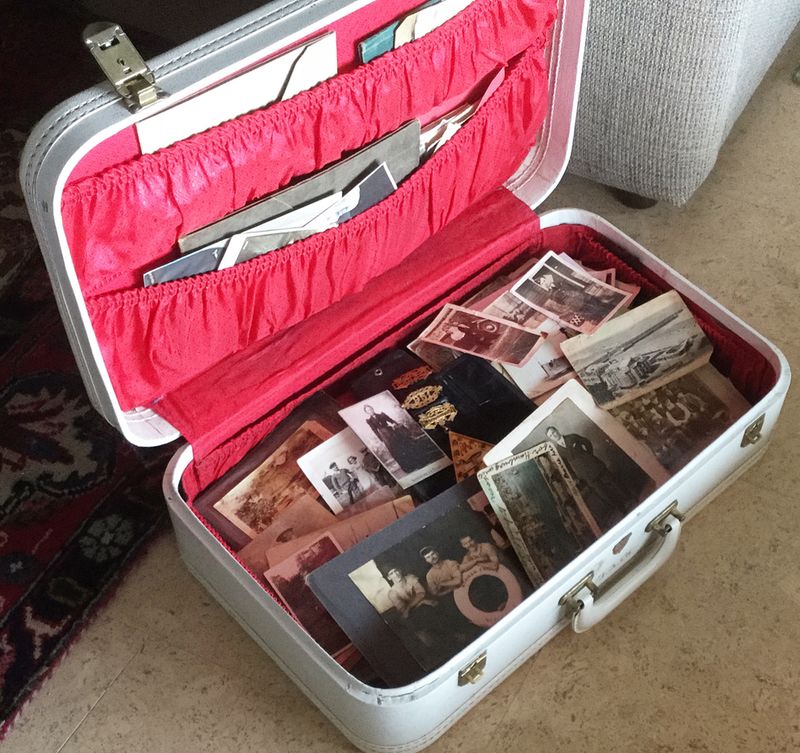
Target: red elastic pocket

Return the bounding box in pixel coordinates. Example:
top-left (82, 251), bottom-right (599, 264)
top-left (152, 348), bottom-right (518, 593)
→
top-left (86, 42), bottom-right (553, 412)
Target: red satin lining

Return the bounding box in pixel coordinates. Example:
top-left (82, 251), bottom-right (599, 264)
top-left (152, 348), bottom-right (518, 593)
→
top-left (81, 37), bottom-right (552, 411)
top-left (176, 211), bottom-right (778, 502)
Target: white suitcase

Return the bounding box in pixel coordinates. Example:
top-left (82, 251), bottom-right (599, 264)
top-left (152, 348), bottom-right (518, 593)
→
top-left (19, 0), bottom-right (790, 751)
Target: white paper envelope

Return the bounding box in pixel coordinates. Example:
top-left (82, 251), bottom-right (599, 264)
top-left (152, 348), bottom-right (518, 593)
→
top-left (136, 32), bottom-right (337, 154)
top-left (413, 0), bottom-right (475, 38)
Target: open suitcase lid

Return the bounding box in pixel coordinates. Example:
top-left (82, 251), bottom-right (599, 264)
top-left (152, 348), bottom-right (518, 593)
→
top-left (19, 0), bottom-right (588, 448)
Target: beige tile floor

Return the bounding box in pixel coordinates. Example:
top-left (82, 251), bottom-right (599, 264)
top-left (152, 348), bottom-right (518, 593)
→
top-left (5, 28), bottom-right (800, 753)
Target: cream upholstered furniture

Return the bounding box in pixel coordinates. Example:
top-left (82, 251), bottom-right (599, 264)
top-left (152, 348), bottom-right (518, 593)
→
top-left (569, 1), bottom-right (800, 204)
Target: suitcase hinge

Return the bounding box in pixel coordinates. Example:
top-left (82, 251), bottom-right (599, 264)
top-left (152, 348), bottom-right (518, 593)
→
top-left (83, 22), bottom-right (164, 112)
top-left (458, 652), bottom-right (487, 685)
top-left (741, 414), bottom-right (765, 447)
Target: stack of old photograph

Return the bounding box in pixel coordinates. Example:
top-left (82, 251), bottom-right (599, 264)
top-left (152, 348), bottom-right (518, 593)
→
top-left (195, 249), bottom-right (751, 685)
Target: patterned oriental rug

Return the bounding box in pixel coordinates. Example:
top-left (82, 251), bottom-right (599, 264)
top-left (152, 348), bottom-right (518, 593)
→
top-left (0, 7), bottom-right (177, 733)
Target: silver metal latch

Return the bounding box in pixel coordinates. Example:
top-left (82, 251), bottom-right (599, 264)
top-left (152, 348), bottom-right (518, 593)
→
top-left (741, 414), bottom-right (765, 448)
top-left (83, 22), bottom-right (163, 112)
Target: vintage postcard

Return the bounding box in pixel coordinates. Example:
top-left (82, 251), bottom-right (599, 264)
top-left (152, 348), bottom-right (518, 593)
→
top-left (264, 532), bottom-right (352, 657)
top-left (483, 379), bottom-right (669, 527)
top-left (212, 420), bottom-right (333, 540)
top-left (478, 443), bottom-right (605, 585)
top-left (297, 428), bottom-right (402, 514)
top-left (610, 363), bottom-right (751, 472)
top-left (339, 391), bottom-right (452, 489)
top-left (418, 304), bottom-right (542, 366)
top-left (561, 290), bottom-right (714, 409)
top-left (510, 251), bottom-right (633, 334)
top-left (307, 477), bottom-right (532, 685)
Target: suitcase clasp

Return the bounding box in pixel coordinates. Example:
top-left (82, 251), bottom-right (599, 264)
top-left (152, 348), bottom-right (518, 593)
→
top-left (458, 652), bottom-right (487, 685)
top-left (741, 414), bottom-right (765, 447)
top-left (83, 22), bottom-right (164, 112)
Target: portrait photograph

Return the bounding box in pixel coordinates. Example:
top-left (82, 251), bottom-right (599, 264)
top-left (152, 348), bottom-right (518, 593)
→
top-left (347, 502), bottom-right (531, 673)
top-left (510, 251), bottom-right (633, 334)
top-left (297, 428), bottom-right (401, 514)
top-left (610, 363), bottom-right (751, 472)
top-left (307, 478), bottom-right (531, 686)
top-left (483, 380), bottom-right (670, 527)
top-left (561, 290), bottom-right (714, 408)
top-left (339, 391), bottom-right (452, 489)
top-left (417, 304), bottom-right (542, 367)
top-left (264, 533), bottom-right (352, 658)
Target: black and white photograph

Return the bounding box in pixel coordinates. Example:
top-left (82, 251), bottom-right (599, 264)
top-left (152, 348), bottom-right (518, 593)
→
top-left (561, 290), bottom-right (714, 409)
top-left (264, 532), bottom-right (353, 658)
top-left (500, 319), bottom-right (576, 398)
top-left (472, 281), bottom-right (550, 332)
top-left (339, 391), bottom-right (452, 489)
top-left (307, 478), bottom-right (532, 685)
top-left (510, 251), bottom-right (633, 334)
top-left (610, 363), bottom-right (751, 472)
top-left (297, 428), bottom-right (402, 514)
top-left (483, 380), bottom-right (669, 528)
top-left (478, 443), bottom-right (605, 585)
top-left (417, 304), bottom-right (542, 367)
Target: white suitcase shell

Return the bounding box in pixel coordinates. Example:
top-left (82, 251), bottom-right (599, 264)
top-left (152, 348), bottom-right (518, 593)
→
top-left (19, 0), bottom-right (791, 751)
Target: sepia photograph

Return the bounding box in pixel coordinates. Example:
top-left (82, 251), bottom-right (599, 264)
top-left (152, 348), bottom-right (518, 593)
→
top-left (345, 495), bottom-right (532, 674)
top-left (478, 443), bottom-right (608, 585)
top-left (307, 478), bottom-right (531, 685)
top-left (561, 290), bottom-right (714, 409)
top-left (501, 319), bottom-right (576, 398)
top-left (264, 533), bottom-right (353, 657)
top-left (339, 391), bottom-right (452, 489)
top-left (510, 251), bottom-right (633, 334)
top-left (407, 336), bottom-right (460, 370)
top-left (610, 363), bottom-right (751, 472)
top-left (212, 420), bottom-right (333, 540)
top-left (297, 428), bottom-right (402, 514)
top-left (238, 493), bottom-right (337, 574)
top-left (483, 380), bottom-right (669, 529)
top-left (418, 304), bottom-right (542, 366)
top-left (263, 496), bottom-right (415, 568)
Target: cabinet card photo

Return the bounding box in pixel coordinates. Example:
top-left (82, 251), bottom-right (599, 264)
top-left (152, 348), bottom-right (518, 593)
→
top-left (483, 380), bottom-right (669, 529)
top-left (339, 391), bottom-right (452, 489)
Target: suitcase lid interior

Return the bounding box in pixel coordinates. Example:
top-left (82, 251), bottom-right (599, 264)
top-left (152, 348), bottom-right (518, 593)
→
top-left (19, 0), bottom-right (588, 449)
